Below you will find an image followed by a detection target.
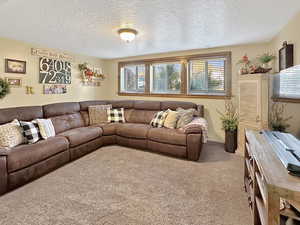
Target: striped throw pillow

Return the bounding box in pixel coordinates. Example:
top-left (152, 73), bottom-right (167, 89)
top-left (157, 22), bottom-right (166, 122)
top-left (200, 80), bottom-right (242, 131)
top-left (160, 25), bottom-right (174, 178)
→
top-left (107, 108), bottom-right (125, 123)
top-left (36, 119), bottom-right (55, 139)
top-left (150, 110), bottom-right (169, 128)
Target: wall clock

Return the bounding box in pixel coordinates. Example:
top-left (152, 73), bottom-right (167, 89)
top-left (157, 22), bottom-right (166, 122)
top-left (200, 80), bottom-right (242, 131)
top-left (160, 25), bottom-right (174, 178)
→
top-left (39, 57), bottom-right (71, 84)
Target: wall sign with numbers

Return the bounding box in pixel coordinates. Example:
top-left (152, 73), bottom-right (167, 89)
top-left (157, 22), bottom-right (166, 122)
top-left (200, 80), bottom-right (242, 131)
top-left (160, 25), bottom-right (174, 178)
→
top-left (39, 57), bottom-right (71, 84)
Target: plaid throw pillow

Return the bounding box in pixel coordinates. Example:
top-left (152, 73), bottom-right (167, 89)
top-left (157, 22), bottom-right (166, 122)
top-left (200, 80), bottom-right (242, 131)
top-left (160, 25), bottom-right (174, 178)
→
top-left (150, 110), bottom-right (169, 128)
top-left (19, 121), bottom-right (41, 144)
top-left (107, 108), bottom-right (125, 123)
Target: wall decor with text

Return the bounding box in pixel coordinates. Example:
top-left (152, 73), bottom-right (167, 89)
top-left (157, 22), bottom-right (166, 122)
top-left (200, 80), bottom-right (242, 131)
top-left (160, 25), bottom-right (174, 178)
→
top-left (39, 57), bottom-right (71, 84)
top-left (43, 84), bottom-right (67, 94)
top-left (5, 59), bottom-right (26, 74)
top-left (32, 48), bottom-right (73, 61)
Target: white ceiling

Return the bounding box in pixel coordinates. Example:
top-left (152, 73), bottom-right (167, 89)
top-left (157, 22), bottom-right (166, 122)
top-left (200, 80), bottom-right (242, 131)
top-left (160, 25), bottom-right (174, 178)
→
top-left (0, 0), bottom-right (300, 59)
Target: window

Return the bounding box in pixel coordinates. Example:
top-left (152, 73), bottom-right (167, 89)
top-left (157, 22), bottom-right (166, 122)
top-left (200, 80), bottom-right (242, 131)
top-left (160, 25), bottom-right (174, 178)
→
top-left (150, 62), bottom-right (181, 94)
top-left (120, 64), bottom-right (145, 93)
top-left (118, 52), bottom-right (231, 98)
top-left (189, 58), bottom-right (226, 95)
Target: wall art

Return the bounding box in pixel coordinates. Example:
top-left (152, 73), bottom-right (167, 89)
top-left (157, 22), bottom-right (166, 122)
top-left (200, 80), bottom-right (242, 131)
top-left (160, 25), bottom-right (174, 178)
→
top-left (5, 59), bottom-right (26, 74)
top-left (279, 41), bottom-right (294, 71)
top-left (78, 62), bottom-right (105, 86)
top-left (31, 48), bottom-right (73, 61)
top-left (5, 77), bottom-right (22, 87)
top-left (25, 86), bottom-right (34, 95)
top-left (43, 84), bottom-right (67, 94)
top-left (39, 57), bottom-right (71, 84)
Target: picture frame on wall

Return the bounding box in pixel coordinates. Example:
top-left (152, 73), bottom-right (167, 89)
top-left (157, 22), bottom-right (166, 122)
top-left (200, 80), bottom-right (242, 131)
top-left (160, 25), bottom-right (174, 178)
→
top-left (5, 59), bottom-right (26, 74)
top-left (279, 41), bottom-right (294, 71)
top-left (5, 77), bottom-right (22, 88)
top-left (43, 84), bottom-right (67, 94)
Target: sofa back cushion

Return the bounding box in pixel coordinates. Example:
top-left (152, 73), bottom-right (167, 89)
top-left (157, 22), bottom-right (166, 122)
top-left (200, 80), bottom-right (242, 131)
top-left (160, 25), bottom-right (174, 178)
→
top-left (127, 110), bottom-right (158, 124)
top-left (0, 106), bottom-right (43, 125)
top-left (161, 101), bottom-right (197, 111)
top-left (79, 100), bottom-right (107, 111)
top-left (50, 113), bottom-right (85, 134)
top-left (108, 100), bottom-right (134, 109)
top-left (43, 102), bottom-right (84, 134)
top-left (43, 102), bottom-right (80, 118)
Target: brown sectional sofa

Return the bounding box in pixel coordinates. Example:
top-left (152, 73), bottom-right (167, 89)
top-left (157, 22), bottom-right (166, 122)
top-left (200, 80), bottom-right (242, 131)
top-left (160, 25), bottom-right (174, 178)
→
top-left (0, 100), bottom-right (204, 195)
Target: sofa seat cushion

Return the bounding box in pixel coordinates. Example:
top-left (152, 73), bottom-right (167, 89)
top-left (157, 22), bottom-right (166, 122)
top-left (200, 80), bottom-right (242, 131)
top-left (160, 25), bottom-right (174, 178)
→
top-left (148, 128), bottom-right (187, 146)
top-left (7, 136), bottom-right (69, 173)
top-left (59, 126), bottom-right (102, 147)
top-left (116, 123), bottom-right (151, 139)
top-left (92, 123), bottom-right (118, 136)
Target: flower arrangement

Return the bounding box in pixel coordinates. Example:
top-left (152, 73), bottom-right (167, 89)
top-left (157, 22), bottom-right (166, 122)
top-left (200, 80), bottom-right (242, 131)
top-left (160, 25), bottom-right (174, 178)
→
top-left (0, 78), bottom-right (10, 99)
top-left (217, 101), bottom-right (239, 132)
top-left (269, 103), bottom-right (292, 132)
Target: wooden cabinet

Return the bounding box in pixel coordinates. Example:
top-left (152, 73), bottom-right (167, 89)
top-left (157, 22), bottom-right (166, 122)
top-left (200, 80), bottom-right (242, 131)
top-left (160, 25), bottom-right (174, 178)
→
top-left (238, 74), bottom-right (269, 153)
top-left (245, 130), bottom-right (300, 225)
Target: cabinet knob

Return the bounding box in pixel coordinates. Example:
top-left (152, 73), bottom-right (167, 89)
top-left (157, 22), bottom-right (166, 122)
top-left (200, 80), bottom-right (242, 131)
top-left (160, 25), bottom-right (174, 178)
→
top-left (256, 115), bottom-right (261, 122)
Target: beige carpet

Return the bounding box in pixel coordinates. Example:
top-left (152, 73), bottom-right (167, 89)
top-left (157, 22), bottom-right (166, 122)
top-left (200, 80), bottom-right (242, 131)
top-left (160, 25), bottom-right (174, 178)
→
top-left (0, 142), bottom-right (252, 225)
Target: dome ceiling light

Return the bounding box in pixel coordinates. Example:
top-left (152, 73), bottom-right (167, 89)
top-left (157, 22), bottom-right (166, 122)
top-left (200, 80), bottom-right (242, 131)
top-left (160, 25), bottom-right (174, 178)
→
top-left (118, 28), bottom-right (138, 43)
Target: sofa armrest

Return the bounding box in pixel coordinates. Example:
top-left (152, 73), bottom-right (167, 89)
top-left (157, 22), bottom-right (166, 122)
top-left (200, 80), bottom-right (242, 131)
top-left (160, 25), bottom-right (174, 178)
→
top-left (180, 117), bottom-right (208, 143)
top-left (0, 154), bottom-right (8, 195)
top-left (187, 133), bottom-right (203, 161)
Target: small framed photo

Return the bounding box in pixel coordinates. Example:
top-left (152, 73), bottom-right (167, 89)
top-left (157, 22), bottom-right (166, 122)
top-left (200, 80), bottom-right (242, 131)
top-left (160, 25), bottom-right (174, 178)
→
top-left (5, 59), bottom-right (26, 74)
top-left (5, 77), bottom-right (22, 88)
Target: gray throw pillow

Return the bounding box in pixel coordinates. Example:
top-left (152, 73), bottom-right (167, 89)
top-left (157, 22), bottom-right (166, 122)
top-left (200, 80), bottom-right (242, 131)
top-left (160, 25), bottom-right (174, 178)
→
top-left (176, 108), bottom-right (196, 129)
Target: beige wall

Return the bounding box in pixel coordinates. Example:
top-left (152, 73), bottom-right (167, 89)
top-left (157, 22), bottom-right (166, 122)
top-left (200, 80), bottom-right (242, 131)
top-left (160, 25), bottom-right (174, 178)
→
top-left (1, 11), bottom-right (299, 142)
top-left (104, 43), bottom-right (269, 142)
top-left (268, 12), bottom-right (300, 137)
top-left (0, 37), bottom-right (110, 108)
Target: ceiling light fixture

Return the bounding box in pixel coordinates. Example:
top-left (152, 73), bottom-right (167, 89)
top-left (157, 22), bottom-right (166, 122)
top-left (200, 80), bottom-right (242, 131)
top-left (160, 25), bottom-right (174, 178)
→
top-left (118, 28), bottom-right (138, 43)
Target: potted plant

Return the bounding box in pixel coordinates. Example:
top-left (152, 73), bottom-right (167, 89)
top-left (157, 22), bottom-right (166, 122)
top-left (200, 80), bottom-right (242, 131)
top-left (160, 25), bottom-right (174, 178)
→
top-left (257, 53), bottom-right (276, 69)
top-left (269, 103), bottom-right (292, 132)
top-left (217, 101), bottom-right (239, 153)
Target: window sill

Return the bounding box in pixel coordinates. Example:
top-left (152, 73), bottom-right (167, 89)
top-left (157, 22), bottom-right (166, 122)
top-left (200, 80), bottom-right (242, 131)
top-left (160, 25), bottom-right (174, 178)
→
top-left (118, 92), bottom-right (231, 99)
top-left (272, 97), bottom-right (300, 103)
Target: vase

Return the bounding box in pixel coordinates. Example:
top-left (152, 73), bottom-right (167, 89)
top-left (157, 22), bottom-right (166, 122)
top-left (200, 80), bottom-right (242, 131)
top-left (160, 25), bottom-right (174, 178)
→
top-left (225, 130), bottom-right (237, 153)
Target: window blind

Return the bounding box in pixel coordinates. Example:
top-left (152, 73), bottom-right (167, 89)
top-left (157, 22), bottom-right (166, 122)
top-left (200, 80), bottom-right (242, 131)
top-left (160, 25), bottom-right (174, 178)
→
top-left (189, 58), bottom-right (226, 94)
top-left (273, 65), bottom-right (300, 99)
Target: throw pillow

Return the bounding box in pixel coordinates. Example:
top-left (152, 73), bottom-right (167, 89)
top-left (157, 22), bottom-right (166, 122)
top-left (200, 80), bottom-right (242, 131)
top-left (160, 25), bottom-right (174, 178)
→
top-left (36, 119), bottom-right (55, 139)
top-left (19, 120), bottom-right (41, 144)
top-left (150, 110), bottom-right (169, 128)
top-left (176, 108), bottom-right (196, 129)
top-left (163, 110), bottom-right (179, 129)
top-left (107, 108), bottom-right (125, 123)
top-left (0, 119), bottom-right (25, 148)
top-left (88, 104), bottom-right (112, 125)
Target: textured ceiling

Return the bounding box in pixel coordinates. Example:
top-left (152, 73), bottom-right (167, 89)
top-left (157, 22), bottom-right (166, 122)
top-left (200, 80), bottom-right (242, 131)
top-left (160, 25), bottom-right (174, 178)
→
top-left (0, 0), bottom-right (300, 59)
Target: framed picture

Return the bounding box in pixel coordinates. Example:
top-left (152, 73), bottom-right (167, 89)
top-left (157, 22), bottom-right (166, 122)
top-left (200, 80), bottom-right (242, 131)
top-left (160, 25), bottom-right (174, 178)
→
top-left (5, 59), bottom-right (26, 74)
top-left (39, 57), bottom-right (71, 84)
top-left (279, 42), bottom-right (293, 71)
top-left (5, 77), bottom-right (22, 88)
top-left (43, 84), bottom-right (67, 94)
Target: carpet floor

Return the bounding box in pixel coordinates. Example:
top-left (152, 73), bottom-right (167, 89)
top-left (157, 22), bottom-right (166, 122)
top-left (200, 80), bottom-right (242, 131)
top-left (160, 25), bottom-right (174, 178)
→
top-left (0, 142), bottom-right (252, 225)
